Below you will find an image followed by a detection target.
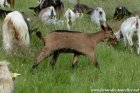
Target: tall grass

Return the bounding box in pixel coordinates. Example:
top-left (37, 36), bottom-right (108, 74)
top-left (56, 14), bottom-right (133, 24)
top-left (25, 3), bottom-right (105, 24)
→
top-left (0, 0), bottom-right (140, 93)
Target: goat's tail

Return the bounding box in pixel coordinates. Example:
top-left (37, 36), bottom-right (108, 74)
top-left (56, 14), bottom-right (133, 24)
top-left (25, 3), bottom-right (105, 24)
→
top-left (36, 31), bottom-right (45, 42)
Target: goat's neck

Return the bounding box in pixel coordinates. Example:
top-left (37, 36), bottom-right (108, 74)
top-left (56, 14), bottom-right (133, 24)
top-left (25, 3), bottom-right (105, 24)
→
top-left (88, 31), bottom-right (106, 44)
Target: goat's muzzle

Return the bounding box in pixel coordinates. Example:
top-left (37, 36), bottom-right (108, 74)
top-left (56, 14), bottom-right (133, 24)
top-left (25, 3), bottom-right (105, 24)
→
top-left (108, 36), bottom-right (118, 46)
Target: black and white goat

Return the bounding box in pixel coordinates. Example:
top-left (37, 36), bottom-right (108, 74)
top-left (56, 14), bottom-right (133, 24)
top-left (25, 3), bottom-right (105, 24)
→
top-left (39, 6), bottom-right (63, 25)
top-left (90, 7), bottom-right (106, 25)
top-left (64, 8), bottom-right (80, 30)
top-left (114, 6), bottom-right (132, 20)
top-left (73, 2), bottom-right (93, 15)
top-left (2, 11), bottom-right (31, 54)
top-left (30, 0), bottom-right (64, 18)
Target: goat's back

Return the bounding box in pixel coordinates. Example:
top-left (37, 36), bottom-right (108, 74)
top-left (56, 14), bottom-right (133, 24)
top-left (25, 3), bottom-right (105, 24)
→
top-left (120, 17), bottom-right (140, 33)
top-left (43, 31), bottom-right (92, 52)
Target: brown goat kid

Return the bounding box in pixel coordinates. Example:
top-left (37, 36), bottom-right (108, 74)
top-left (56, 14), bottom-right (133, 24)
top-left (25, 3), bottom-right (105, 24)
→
top-left (32, 24), bottom-right (116, 71)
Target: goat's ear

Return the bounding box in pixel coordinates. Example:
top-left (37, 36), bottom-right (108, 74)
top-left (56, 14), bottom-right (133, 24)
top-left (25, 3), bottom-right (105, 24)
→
top-left (101, 25), bottom-right (106, 31)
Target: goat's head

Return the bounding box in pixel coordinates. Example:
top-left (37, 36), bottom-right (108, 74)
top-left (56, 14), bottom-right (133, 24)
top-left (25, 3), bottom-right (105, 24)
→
top-left (101, 24), bottom-right (118, 45)
top-left (0, 61), bottom-right (21, 80)
top-left (29, 6), bottom-right (41, 15)
top-left (114, 6), bottom-right (132, 20)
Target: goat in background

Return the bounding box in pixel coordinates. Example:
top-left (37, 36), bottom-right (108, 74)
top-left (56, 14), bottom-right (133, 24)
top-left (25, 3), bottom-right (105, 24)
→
top-left (64, 8), bottom-right (80, 30)
top-left (3, 11), bottom-right (31, 54)
top-left (39, 6), bottom-right (63, 25)
top-left (0, 0), bottom-right (10, 8)
top-left (115, 16), bottom-right (140, 54)
top-left (73, 0), bottom-right (93, 15)
top-left (90, 7), bottom-right (106, 25)
top-left (114, 6), bottom-right (132, 20)
top-left (30, 0), bottom-right (64, 19)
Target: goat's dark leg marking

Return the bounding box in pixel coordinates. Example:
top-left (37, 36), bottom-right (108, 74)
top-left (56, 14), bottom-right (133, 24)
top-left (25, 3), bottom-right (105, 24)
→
top-left (72, 53), bottom-right (79, 68)
top-left (50, 52), bottom-right (60, 68)
top-left (32, 47), bottom-right (52, 70)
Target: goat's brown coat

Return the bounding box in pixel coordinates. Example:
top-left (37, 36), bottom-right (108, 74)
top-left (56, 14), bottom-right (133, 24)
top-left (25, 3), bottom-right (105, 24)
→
top-left (32, 25), bottom-right (116, 71)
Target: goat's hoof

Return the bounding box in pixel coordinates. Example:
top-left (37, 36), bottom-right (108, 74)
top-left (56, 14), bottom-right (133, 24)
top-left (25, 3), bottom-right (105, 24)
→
top-left (72, 64), bottom-right (75, 68)
top-left (30, 64), bottom-right (38, 74)
top-left (72, 62), bottom-right (78, 68)
top-left (51, 65), bottom-right (56, 70)
top-left (30, 68), bottom-right (36, 74)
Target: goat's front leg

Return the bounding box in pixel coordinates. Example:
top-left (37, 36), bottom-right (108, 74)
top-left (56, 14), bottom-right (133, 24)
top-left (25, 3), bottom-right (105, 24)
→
top-left (50, 52), bottom-right (60, 69)
top-left (137, 32), bottom-right (140, 55)
top-left (31, 47), bottom-right (52, 72)
top-left (126, 34), bottom-right (134, 53)
top-left (128, 32), bottom-right (134, 47)
top-left (86, 51), bottom-right (100, 69)
top-left (72, 53), bottom-right (79, 68)
top-left (123, 37), bottom-right (128, 48)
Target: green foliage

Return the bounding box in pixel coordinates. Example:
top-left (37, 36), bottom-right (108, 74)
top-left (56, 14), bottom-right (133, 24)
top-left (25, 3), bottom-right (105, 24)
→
top-left (0, 0), bottom-right (140, 93)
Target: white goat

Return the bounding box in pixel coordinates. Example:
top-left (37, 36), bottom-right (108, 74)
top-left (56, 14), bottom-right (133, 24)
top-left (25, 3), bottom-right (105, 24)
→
top-left (39, 6), bottom-right (63, 25)
top-left (115, 16), bottom-right (140, 54)
top-left (0, 0), bottom-right (10, 8)
top-left (90, 7), bottom-right (106, 25)
top-left (64, 8), bottom-right (80, 30)
top-left (3, 11), bottom-right (30, 54)
top-left (0, 60), bottom-right (20, 93)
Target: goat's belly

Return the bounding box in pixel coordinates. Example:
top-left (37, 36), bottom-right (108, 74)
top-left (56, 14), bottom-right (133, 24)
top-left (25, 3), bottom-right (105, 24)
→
top-left (54, 48), bottom-right (84, 55)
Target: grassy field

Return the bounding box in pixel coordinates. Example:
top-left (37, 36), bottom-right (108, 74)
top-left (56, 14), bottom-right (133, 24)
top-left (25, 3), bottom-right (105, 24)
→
top-left (0, 0), bottom-right (140, 93)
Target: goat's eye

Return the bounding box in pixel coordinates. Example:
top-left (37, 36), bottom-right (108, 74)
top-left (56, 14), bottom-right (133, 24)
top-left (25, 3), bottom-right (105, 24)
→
top-left (99, 11), bottom-right (102, 15)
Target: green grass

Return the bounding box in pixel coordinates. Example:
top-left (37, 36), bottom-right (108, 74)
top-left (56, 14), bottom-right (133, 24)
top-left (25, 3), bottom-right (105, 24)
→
top-left (0, 0), bottom-right (140, 93)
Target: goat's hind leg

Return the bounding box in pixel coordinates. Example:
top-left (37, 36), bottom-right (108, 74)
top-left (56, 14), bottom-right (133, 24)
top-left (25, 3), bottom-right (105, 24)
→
top-left (31, 47), bottom-right (52, 72)
top-left (72, 53), bottom-right (79, 68)
top-left (50, 52), bottom-right (60, 69)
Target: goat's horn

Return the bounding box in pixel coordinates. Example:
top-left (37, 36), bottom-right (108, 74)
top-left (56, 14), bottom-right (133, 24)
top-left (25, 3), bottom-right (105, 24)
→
top-left (32, 28), bottom-right (38, 32)
top-left (12, 73), bottom-right (21, 78)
